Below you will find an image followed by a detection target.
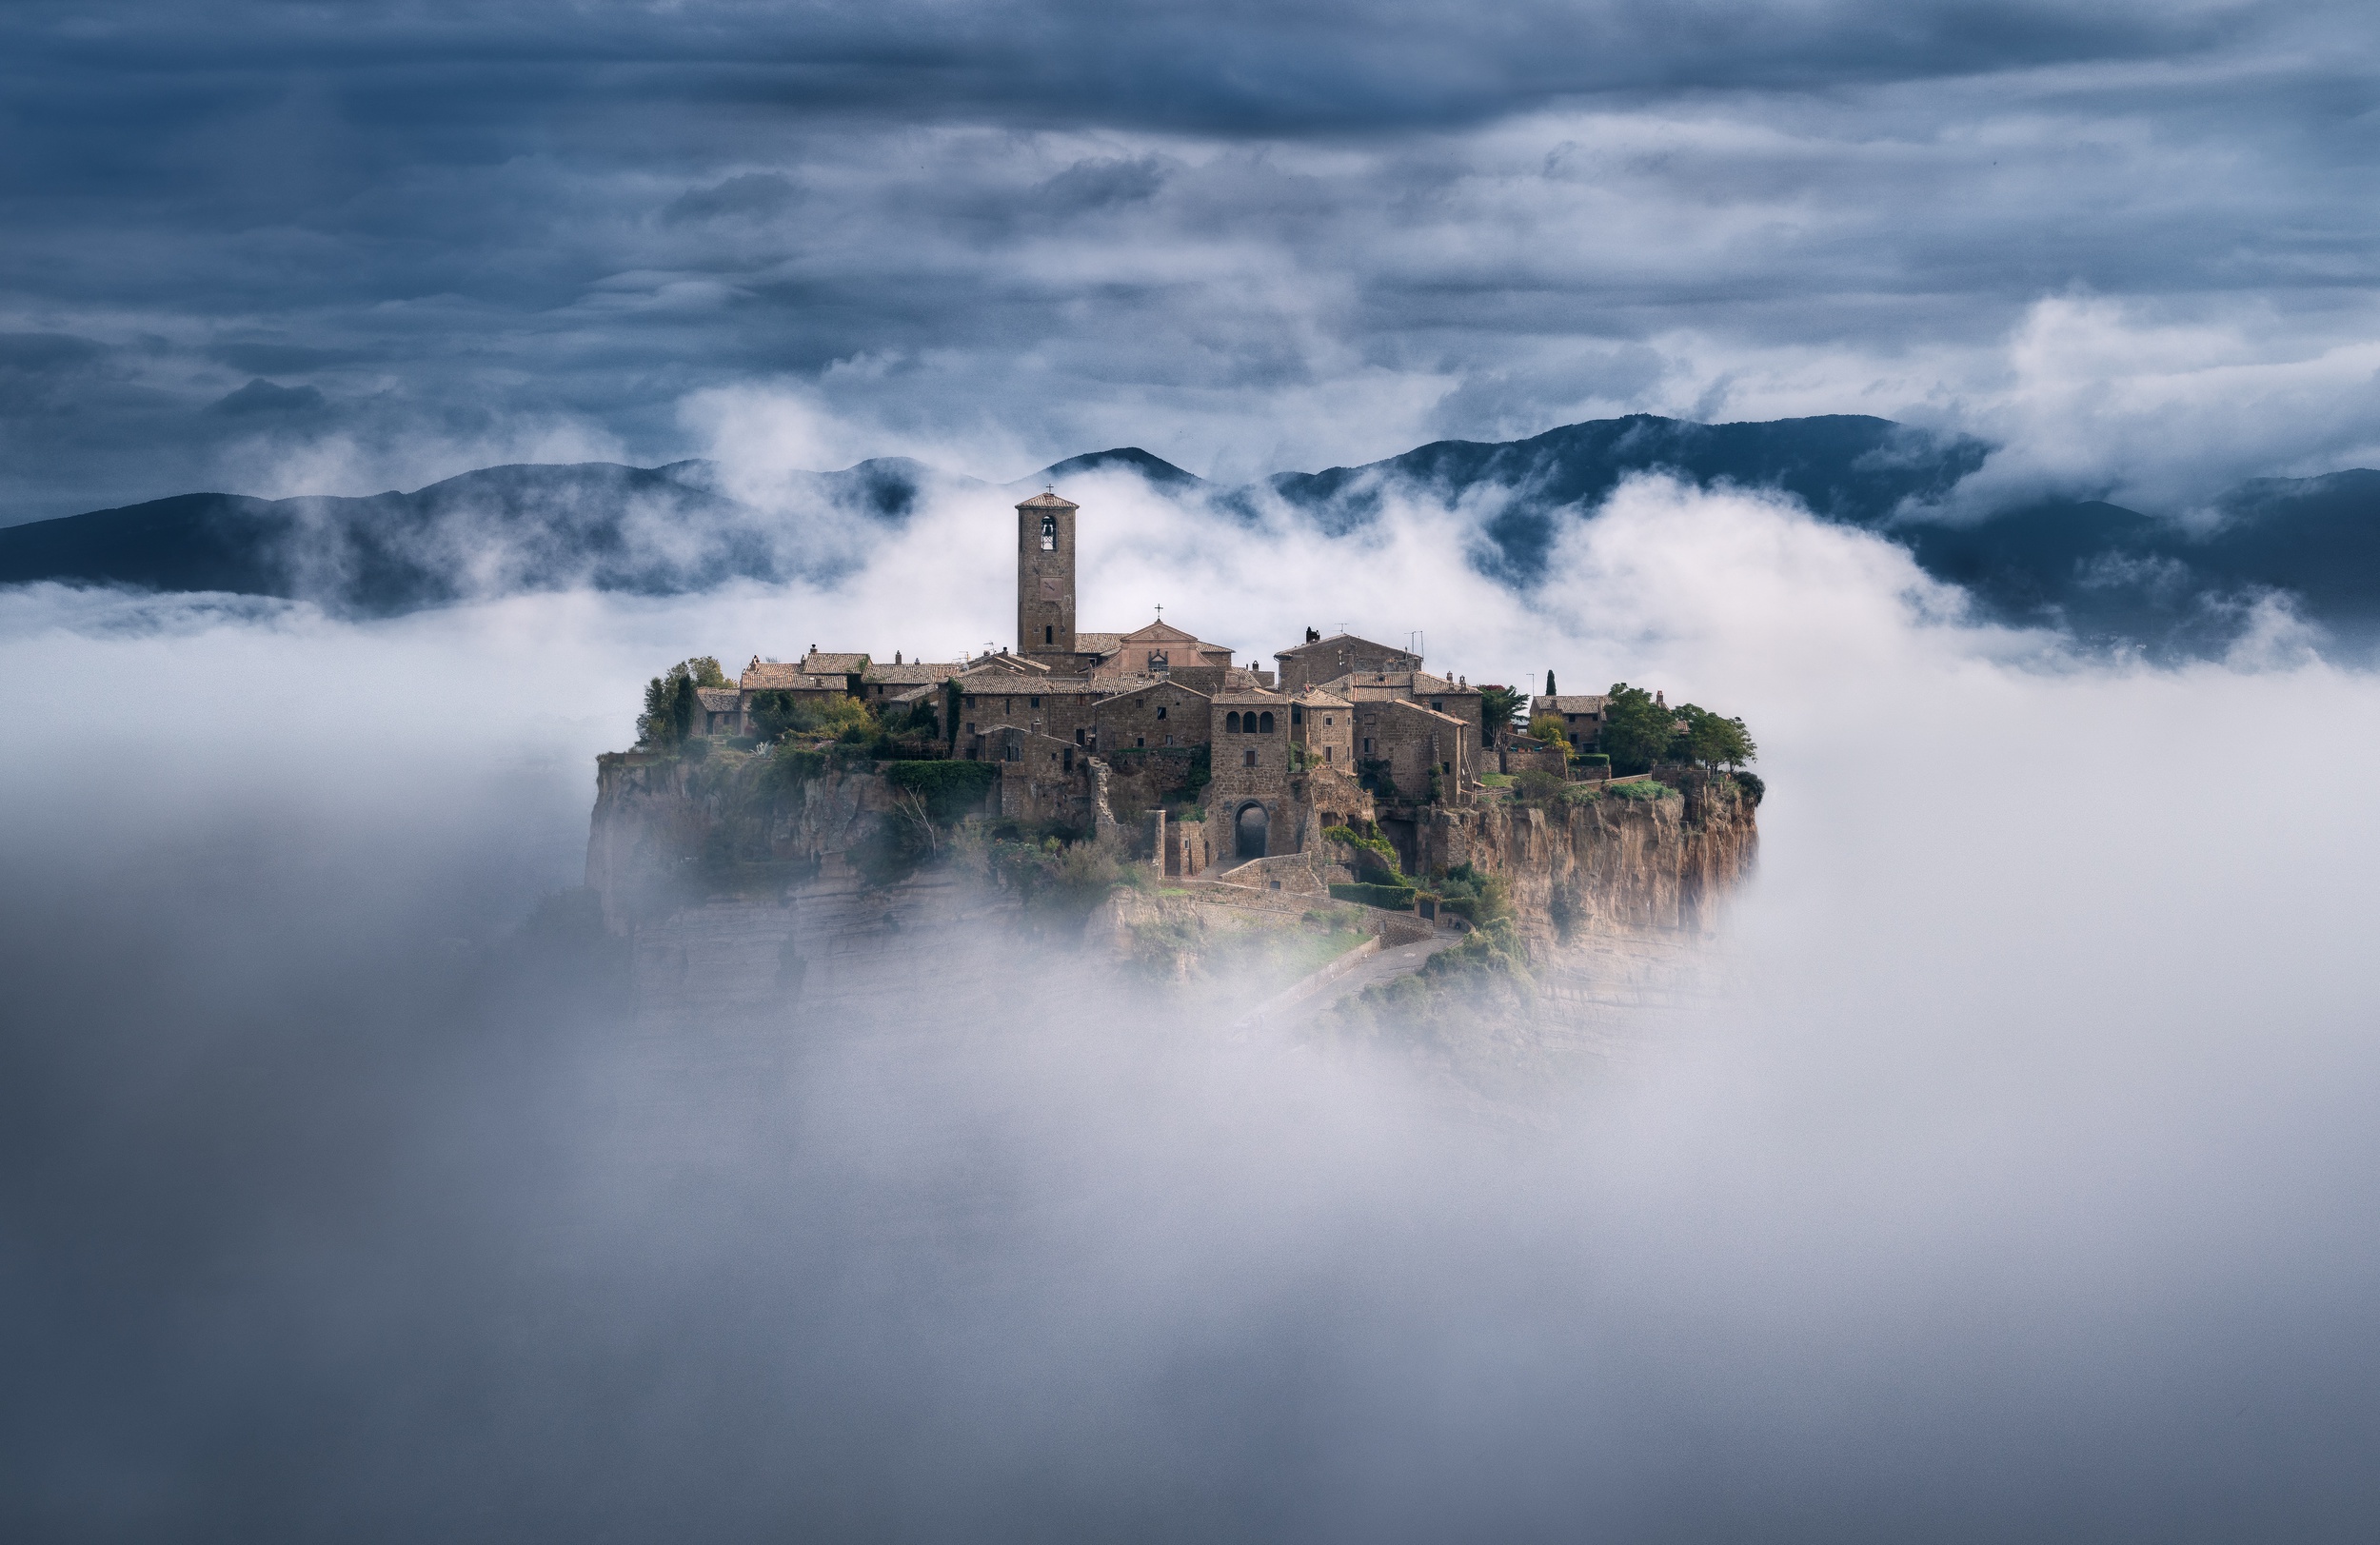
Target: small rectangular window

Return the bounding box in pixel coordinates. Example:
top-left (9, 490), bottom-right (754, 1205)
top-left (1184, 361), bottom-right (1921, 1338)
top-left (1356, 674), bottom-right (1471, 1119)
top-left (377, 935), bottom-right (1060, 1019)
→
top-left (1030, 696), bottom-right (1041, 708)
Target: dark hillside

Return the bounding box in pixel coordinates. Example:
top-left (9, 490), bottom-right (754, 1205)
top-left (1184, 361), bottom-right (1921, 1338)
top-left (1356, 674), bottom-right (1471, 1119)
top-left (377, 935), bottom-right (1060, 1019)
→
top-left (1269, 414), bottom-right (1991, 576)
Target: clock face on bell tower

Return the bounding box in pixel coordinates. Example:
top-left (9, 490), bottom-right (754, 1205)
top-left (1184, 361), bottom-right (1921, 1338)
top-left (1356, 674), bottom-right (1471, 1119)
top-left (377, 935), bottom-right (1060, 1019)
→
top-left (1016, 489), bottom-right (1079, 657)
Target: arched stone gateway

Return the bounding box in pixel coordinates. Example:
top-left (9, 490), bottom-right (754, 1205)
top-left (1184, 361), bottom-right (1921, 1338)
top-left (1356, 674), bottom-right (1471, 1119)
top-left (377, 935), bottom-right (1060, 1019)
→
top-left (1234, 802), bottom-right (1270, 860)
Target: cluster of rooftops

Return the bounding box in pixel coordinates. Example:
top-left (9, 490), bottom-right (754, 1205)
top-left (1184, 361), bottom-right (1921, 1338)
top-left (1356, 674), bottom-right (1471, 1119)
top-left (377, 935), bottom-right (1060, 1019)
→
top-left (693, 622), bottom-right (1521, 763)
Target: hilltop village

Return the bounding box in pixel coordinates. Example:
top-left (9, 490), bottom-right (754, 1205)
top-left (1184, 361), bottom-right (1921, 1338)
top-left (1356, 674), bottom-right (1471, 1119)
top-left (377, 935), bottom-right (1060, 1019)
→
top-left (590, 482), bottom-right (1761, 1046)
top-left (666, 487), bottom-right (1642, 876)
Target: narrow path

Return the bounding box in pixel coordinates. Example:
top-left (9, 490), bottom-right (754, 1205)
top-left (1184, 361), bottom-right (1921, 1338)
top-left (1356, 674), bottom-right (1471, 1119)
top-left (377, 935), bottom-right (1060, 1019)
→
top-left (1236, 928), bottom-right (1464, 1030)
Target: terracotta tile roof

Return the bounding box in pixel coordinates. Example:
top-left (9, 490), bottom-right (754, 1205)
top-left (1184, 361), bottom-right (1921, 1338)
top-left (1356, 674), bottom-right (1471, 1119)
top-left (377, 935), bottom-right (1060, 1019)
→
top-left (1274, 631), bottom-right (1419, 661)
top-left (959, 676), bottom-right (1112, 696)
top-left (740, 663), bottom-right (847, 691)
top-left (1015, 491), bottom-right (1078, 509)
top-left (862, 661), bottom-right (961, 684)
top-left (1094, 679), bottom-right (1209, 705)
top-left (1533, 694), bottom-right (1611, 716)
top-left (695, 687), bottom-right (741, 711)
top-left (799, 650), bottom-right (870, 675)
top-left (1075, 632), bottom-right (1126, 655)
top-left (1210, 687), bottom-right (1288, 705)
top-left (1291, 688), bottom-right (1352, 707)
top-left (1375, 699), bottom-right (1468, 728)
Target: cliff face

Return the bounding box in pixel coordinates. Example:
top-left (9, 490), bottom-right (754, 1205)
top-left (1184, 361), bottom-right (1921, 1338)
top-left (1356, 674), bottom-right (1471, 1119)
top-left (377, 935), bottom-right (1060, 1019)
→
top-left (1412, 772), bottom-right (1759, 953)
top-left (585, 748), bottom-right (902, 931)
top-left (585, 748), bottom-right (1759, 1033)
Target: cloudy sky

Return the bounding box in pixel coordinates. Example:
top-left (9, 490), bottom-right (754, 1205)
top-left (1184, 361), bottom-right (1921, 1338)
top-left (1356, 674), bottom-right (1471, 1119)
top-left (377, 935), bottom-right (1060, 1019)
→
top-left (6, 0), bottom-right (2380, 521)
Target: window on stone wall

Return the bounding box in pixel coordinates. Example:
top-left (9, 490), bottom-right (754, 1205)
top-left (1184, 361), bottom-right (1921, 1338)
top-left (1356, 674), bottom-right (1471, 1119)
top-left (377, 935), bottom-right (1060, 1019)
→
top-left (1364, 738), bottom-right (1374, 755)
top-left (1156, 706), bottom-right (1166, 720)
top-left (1291, 704), bottom-right (1302, 725)
top-left (1259, 712), bottom-right (1274, 733)
top-left (1324, 746), bottom-right (1333, 763)
top-left (1041, 512), bottom-right (1056, 549)
top-left (1225, 711), bottom-right (1240, 732)
top-left (1243, 748), bottom-right (1257, 767)
top-left (1136, 737), bottom-right (1144, 748)
top-left (1029, 696), bottom-right (1041, 708)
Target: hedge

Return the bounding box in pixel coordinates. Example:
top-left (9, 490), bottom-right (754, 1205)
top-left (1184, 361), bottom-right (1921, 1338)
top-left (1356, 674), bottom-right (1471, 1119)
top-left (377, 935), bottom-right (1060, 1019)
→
top-left (1330, 881), bottom-right (1418, 911)
top-left (885, 758), bottom-right (1000, 821)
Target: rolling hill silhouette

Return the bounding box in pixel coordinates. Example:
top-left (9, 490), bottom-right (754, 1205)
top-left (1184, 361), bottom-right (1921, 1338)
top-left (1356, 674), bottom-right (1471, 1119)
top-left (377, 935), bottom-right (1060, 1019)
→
top-left (5, 419), bottom-right (2379, 651)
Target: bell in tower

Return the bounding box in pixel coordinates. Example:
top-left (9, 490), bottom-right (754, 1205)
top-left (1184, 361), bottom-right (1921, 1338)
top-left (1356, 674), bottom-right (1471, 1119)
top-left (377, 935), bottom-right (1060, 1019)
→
top-left (1016, 488), bottom-right (1081, 662)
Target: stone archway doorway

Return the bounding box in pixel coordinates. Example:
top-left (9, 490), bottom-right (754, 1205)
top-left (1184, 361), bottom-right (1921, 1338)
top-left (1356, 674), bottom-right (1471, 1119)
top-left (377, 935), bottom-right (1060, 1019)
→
top-left (1235, 802), bottom-right (1270, 860)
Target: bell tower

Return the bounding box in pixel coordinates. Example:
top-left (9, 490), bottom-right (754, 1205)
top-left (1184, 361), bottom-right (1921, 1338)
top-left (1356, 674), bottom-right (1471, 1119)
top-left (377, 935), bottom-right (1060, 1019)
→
top-left (1016, 488), bottom-right (1079, 660)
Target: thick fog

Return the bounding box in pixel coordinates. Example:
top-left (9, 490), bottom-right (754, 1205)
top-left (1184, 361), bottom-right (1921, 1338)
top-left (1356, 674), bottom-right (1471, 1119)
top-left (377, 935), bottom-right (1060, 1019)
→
top-left (7, 477), bottom-right (2380, 1540)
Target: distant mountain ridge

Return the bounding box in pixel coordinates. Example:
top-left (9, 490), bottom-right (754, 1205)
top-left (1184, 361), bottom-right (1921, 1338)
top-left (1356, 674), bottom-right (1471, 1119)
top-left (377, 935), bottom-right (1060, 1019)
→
top-left (4, 414), bottom-right (2378, 652)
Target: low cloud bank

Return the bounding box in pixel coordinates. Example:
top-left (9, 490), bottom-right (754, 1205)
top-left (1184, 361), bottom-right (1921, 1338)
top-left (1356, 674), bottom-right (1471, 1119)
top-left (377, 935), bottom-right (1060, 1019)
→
top-left (6, 485), bottom-right (2380, 1539)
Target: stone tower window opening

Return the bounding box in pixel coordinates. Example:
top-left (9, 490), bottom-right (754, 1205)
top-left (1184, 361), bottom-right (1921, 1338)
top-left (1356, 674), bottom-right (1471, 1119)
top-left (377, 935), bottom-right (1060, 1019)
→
top-left (1225, 711), bottom-right (1240, 732)
top-left (1258, 711), bottom-right (1274, 733)
top-left (1040, 511), bottom-right (1056, 549)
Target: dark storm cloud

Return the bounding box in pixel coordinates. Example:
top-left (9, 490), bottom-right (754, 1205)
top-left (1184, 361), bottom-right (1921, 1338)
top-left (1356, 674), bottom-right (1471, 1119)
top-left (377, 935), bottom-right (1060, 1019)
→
top-left (1, 0), bottom-right (2373, 517)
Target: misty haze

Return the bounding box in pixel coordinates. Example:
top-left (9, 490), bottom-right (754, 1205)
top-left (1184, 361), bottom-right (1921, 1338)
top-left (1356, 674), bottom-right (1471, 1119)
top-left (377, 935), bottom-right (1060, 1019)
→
top-left (8, 2), bottom-right (2380, 1541)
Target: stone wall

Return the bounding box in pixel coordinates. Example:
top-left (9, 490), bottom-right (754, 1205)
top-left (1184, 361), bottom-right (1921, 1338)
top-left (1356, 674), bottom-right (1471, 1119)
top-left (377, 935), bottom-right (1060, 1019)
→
top-left (1289, 696), bottom-right (1354, 773)
top-left (957, 680), bottom-right (1105, 747)
top-left (1361, 699), bottom-right (1471, 802)
top-left (1094, 682), bottom-right (1211, 752)
top-left (1204, 698), bottom-right (1296, 859)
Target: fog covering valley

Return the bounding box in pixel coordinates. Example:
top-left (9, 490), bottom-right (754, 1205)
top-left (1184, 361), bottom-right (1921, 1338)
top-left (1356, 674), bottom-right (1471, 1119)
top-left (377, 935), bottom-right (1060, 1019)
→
top-left (8, 471), bottom-right (2380, 1539)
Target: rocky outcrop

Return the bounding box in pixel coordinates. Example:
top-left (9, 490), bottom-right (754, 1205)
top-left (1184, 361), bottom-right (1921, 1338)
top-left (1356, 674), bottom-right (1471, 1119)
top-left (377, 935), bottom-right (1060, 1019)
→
top-left (585, 748), bottom-right (902, 931)
top-left (585, 745), bottom-right (1758, 1034)
top-left (1409, 771), bottom-right (1758, 953)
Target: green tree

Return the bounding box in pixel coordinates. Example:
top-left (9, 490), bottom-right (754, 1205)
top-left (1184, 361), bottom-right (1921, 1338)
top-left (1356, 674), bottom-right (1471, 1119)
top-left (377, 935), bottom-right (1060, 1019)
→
top-left (638, 666), bottom-right (700, 749)
top-left (1477, 683), bottom-right (1526, 746)
top-left (1671, 703), bottom-right (1757, 770)
top-left (685, 656), bottom-right (728, 688)
top-left (1545, 668), bottom-right (1557, 696)
top-left (1598, 683), bottom-right (1674, 774)
top-left (747, 689), bottom-right (813, 743)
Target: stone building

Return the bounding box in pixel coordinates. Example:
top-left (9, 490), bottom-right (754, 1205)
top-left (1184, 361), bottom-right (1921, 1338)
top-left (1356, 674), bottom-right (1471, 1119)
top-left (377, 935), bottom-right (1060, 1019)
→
top-left (737, 660), bottom-right (851, 712)
top-left (1318, 669), bottom-right (1486, 748)
top-left (1358, 698), bottom-right (1472, 803)
top-left (715, 485), bottom-right (1558, 878)
top-left (1273, 631), bottom-right (1421, 693)
top-left (1089, 619), bottom-right (1235, 679)
top-left (1287, 687), bottom-right (1354, 772)
top-left (1532, 693), bottom-right (1610, 749)
top-left (1094, 679), bottom-right (1211, 751)
top-left (860, 657), bottom-right (962, 707)
top-left (1204, 687), bottom-right (1296, 859)
top-left (696, 686), bottom-right (744, 736)
top-left (956, 673), bottom-right (1113, 751)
